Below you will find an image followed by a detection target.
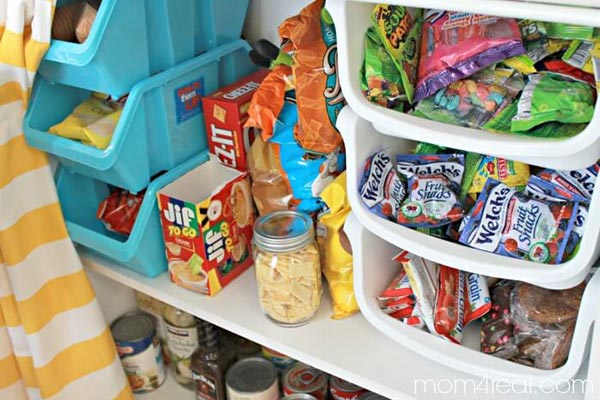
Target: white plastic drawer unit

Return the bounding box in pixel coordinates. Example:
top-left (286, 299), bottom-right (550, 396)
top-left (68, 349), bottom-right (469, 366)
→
top-left (338, 107), bottom-right (600, 289)
top-left (328, 0), bottom-right (600, 170)
top-left (344, 212), bottom-right (600, 389)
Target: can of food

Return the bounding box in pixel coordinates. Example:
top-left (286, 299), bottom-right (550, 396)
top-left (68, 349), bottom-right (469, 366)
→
top-left (111, 311), bottom-right (166, 393)
top-left (356, 392), bottom-right (389, 400)
top-left (261, 346), bottom-right (295, 371)
top-left (329, 377), bottom-right (367, 400)
top-left (282, 363), bottom-right (328, 400)
top-left (281, 394), bottom-right (318, 400)
top-left (226, 357), bottom-right (279, 400)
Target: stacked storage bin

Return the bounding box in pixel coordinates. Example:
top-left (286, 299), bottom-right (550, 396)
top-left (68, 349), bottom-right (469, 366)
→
top-left (24, 0), bottom-right (257, 278)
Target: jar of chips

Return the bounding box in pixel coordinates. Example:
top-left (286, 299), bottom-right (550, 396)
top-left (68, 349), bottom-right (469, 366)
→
top-left (253, 211), bottom-right (322, 326)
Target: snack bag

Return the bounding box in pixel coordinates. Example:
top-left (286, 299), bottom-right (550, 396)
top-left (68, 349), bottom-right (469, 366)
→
top-left (96, 189), bottom-right (144, 236)
top-left (363, 27), bottom-right (404, 110)
top-left (464, 273), bottom-right (492, 325)
top-left (468, 156), bottom-right (530, 195)
top-left (372, 5), bottom-right (422, 103)
top-left (480, 280), bottom-right (519, 358)
top-left (538, 163), bottom-right (599, 201)
top-left (434, 266), bottom-right (466, 343)
top-left (359, 150), bottom-right (406, 222)
top-left (459, 179), bottom-right (579, 264)
top-left (543, 59), bottom-right (595, 86)
top-left (511, 73), bottom-right (595, 132)
top-left (279, 1), bottom-right (345, 154)
top-left (546, 23), bottom-right (594, 40)
top-left (49, 92), bottom-right (124, 149)
top-left (562, 40), bottom-right (600, 75)
top-left (415, 11), bottom-right (524, 102)
top-left (318, 172), bottom-right (360, 319)
top-left (502, 20), bottom-right (549, 74)
top-left (396, 154), bottom-right (465, 227)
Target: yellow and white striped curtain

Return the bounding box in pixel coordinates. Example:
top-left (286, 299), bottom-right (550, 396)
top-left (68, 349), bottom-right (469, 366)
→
top-left (0, 1), bottom-right (132, 399)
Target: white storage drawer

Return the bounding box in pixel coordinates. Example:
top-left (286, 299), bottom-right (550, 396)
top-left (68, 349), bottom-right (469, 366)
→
top-left (344, 211), bottom-right (600, 388)
top-left (338, 106), bottom-right (600, 289)
top-left (328, 0), bottom-right (600, 170)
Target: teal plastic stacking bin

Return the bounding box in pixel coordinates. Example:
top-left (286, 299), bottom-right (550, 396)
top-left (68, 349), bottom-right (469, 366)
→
top-left (55, 151), bottom-right (210, 278)
top-left (41, 0), bottom-right (251, 96)
top-left (25, 40), bottom-right (257, 193)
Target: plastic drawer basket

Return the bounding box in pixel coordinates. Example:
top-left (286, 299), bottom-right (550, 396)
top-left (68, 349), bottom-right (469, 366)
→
top-left (56, 151), bottom-right (210, 278)
top-left (25, 40), bottom-right (257, 194)
top-left (41, 0), bottom-right (250, 96)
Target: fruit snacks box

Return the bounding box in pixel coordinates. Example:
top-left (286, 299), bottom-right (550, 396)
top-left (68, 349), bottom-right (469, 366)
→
top-left (202, 69), bottom-right (269, 171)
top-left (157, 156), bottom-right (255, 296)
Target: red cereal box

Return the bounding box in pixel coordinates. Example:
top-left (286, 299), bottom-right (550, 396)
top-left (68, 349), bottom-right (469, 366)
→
top-left (157, 156), bottom-right (255, 296)
top-left (202, 69), bottom-right (269, 171)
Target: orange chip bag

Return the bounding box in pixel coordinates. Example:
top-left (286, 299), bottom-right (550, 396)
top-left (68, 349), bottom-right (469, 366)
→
top-left (278, 0), bottom-right (345, 154)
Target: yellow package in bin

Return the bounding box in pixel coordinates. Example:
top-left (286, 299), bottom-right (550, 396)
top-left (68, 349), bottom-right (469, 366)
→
top-left (49, 92), bottom-right (123, 149)
top-left (317, 172), bottom-right (359, 319)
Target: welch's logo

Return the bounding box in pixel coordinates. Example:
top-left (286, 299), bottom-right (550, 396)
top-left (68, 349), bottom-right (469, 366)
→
top-left (397, 161), bottom-right (464, 186)
top-left (360, 152), bottom-right (392, 208)
top-left (561, 167), bottom-right (596, 199)
top-left (468, 184), bottom-right (515, 252)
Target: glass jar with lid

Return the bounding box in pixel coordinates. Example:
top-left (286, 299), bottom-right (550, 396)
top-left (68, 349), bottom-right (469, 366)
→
top-left (162, 304), bottom-right (199, 388)
top-left (253, 210), bottom-right (322, 326)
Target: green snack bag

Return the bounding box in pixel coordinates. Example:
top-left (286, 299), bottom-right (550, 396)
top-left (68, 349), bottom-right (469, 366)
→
top-left (372, 4), bottom-right (422, 103)
top-left (414, 142), bottom-right (446, 155)
top-left (562, 40), bottom-right (599, 73)
top-left (459, 152), bottom-right (484, 201)
top-left (546, 22), bottom-right (594, 40)
top-left (518, 19), bottom-right (550, 63)
top-left (511, 73), bottom-right (594, 132)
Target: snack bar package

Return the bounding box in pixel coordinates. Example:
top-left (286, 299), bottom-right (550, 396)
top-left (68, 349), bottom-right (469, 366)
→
top-left (317, 172), bottom-right (360, 319)
top-left (415, 11), bottom-right (524, 102)
top-left (468, 156), bottom-right (530, 196)
top-left (434, 265), bottom-right (466, 343)
top-left (562, 40), bottom-right (600, 75)
top-left (96, 189), bottom-right (144, 236)
top-left (459, 179), bottom-right (579, 264)
top-left (538, 163), bottom-right (598, 202)
top-left (279, 0), bottom-right (345, 154)
top-left (371, 4), bottom-right (422, 103)
top-left (502, 20), bottom-right (549, 74)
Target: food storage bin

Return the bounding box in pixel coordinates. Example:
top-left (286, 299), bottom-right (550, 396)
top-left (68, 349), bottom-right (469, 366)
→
top-left (328, 0), bottom-right (600, 170)
top-left (55, 151), bottom-right (210, 278)
top-left (344, 212), bottom-right (600, 388)
top-left (25, 40), bottom-right (257, 194)
top-left (338, 106), bottom-right (600, 289)
top-left (41, 0), bottom-right (251, 96)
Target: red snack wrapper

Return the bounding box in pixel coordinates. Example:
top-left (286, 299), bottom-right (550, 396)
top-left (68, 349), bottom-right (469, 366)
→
top-left (464, 273), bottom-right (492, 325)
top-left (434, 266), bottom-right (466, 344)
top-left (377, 267), bottom-right (412, 300)
top-left (96, 189), bottom-right (144, 236)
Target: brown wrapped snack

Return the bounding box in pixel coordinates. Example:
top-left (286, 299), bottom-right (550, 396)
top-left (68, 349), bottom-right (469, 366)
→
top-left (480, 280), bottom-right (519, 359)
top-left (247, 135), bottom-right (293, 216)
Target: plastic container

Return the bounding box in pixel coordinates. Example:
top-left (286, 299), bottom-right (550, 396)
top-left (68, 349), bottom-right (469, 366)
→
top-left (41, 0), bottom-right (251, 96)
top-left (55, 151), bottom-right (209, 278)
top-left (25, 40), bottom-right (257, 194)
top-left (328, 0), bottom-right (600, 170)
top-left (344, 212), bottom-right (600, 388)
top-left (338, 106), bottom-right (600, 289)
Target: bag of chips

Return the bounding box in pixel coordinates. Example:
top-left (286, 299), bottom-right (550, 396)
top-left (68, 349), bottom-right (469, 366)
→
top-left (97, 189), bottom-right (144, 235)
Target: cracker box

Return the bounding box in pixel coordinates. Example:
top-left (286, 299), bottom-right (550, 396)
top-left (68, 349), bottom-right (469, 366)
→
top-left (202, 69), bottom-right (269, 171)
top-left (157, 156), bottom-right (255, 296)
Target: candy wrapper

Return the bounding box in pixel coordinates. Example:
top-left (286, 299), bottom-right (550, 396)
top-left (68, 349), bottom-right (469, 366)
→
top-left (562, 40), bottom-right (600, 75)
top-left (396, 154), bottom-right (465, 228)
top-left (317, 172), bottom-right (360, 319)
top-left (372, 5), bottom-right (422, 103)
top-left (359, 150), bottom-right (406, 222)
top-left (480, 280), bottom-right (519, 359)
top-left (468, 156), bottom-right (530, 195)
top-left (543, 59), bottom-right (595, 86)
top-left (279, 0), bottom-right (345, 154)
top-left (434, 266), bottom-right (466, 343)
top-left (546, 23), bottom-right (594, 40)
top-left (502, 20), bottom-right (549, 74)
top-left (97, 189), bottom-right (144, 236)
top-left (415, 11), bottom-right (524, 102)
top-left (511, 73), bottom-right (595, 133)
top-left (459, 179), bottom-right (579, 264)
top-left (538, 163), bottom-right (599, 202)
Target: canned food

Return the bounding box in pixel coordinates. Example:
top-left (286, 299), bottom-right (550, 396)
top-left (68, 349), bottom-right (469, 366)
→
top-left (281, 394), bottom-right (318, 400)
top-left (329, 376), bottom-right (367, 400)
top-left (111, 311), bottom-right (166, 393)
top-left (261, 346), bottom-right (295, 371)
top-left (356, 393), bottom-right (389, 400)
top-left (282, 363), bottom-right (328, 400)
top-left (226, 357), bottom-right (279, 400)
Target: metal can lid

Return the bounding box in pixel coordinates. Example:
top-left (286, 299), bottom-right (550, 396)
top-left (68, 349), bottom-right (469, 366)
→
top-left (253, 211), bottom-right (314, 253)
top-left (283, 362), bottom-right (328, 393)
top-left (226, 357), bottom-right (277, 394)
top-left (330, 376), bottom-right (364, 393)
top-left (357, 393), bottom-right (389, 400)
top-left (282, 394), bottom-right (318, 400)
top-left (111, 311), bottom-right (156, 343)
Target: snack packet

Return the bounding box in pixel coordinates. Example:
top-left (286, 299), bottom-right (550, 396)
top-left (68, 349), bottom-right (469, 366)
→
top-left (480, 280), bottom-right (519, 358)
top-left (359, 150), bottom-right (406, 222)
top-left (377, 267), bottom-right (413, 301)
top-left (538, 163), bottom-right (599, 201)
top-left (502, 20), bottom-right (550, 74)
top-left (49, 92), bottom-right (124, 149)
top-left (459, 179), bottom-right (579, 264)
top-left (396, 154), bottom-right (465, 228)
top-left (434, 266), bottom-right (466, 343)
top-left (543, 59), bottom-right (595, 86)
top-left (363, 27), bottom-right (405, 110)
top-left (562, 40), bottom-right (600, 75)
top-left (464, 273), bottom-right (492, 325)
top-left (317, 172), bottom-right (360, 319)
top-left (511, 73), bottom-right (595, 132)
top-left (468, 156), bottom-right (530, 195)
top-left (415, 11), bottom-right (524, 102)
top-left (545, 23), bottom-right (594, 40)
top-left (279, 0), bottom-right (345, 154)
top-left (97, 188), bottom-right (144, 236)
top-left (372, 5), bottom-right (422, 103)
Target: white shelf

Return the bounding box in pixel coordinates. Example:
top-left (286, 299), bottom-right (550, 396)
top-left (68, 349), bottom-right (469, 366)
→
top-left (83, 250), bottom-right (591, 400)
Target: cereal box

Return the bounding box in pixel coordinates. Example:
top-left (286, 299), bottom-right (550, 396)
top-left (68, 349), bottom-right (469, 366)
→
top-left (202, 69), bottom-right (269, 171)
top-left (157, 156), bottom-right (255, 296)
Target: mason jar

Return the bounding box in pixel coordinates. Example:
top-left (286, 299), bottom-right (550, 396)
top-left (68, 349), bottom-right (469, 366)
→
top-left (253, 211), bottom-right (322, 327)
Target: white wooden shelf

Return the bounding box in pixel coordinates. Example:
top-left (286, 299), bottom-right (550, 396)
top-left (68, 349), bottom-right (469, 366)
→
top-left (82, 250), bottom-right (592, 400)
